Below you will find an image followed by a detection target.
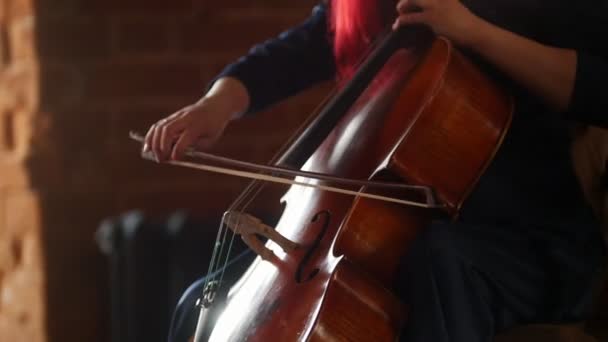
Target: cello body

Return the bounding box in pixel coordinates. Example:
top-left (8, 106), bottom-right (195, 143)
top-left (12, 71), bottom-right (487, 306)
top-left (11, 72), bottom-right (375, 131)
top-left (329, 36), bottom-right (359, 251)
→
top-left (209, 37), bottom-right (513, 341)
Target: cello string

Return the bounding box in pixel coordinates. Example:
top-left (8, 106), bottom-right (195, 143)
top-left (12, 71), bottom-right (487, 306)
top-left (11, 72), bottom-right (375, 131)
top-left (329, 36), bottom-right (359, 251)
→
top-left (202, 85), bottom-right (342, 298)
top-left (136, 25), bottom-right (399, 306)
top-left (213, 182), bottom-right (264, 283)
top-left (197, 172), bottom-right (262, 302)
top-left (201, 182), bottom-right (266, 305)
top-left (204, 181), bottom-right (264, 296)
top-left (207, 25), bottom-right (399, 290)
top-left (212, 83), bottom-right (358, 289)
top-left (216, 181), bottom-right (265, 290)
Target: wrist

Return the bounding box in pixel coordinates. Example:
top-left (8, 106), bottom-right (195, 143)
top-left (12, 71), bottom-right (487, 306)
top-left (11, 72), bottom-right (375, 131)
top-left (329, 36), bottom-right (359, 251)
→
top-left (199, 77), bottom-right (250, 119)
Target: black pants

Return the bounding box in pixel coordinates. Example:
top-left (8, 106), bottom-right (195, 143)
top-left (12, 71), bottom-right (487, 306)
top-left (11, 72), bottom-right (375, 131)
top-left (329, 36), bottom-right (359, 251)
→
top-left (168, 220), bottom-right (605, 342)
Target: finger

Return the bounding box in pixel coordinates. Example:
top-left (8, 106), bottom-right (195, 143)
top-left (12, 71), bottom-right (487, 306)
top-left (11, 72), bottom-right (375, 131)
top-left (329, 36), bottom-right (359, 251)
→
top-left (159, 119), bottom-right (186, 160)
top-left (171, 131), bottom-right (199, 160)
top-left (396, 0), bottom-right (410, 12)
top-left (397, 0), bottom-right (423, 13)
top-left (142, 123), bottom-right (155, 153)
top-left (392, 13), bottom-right (427, 30)
top-left (151, 121), bottom-right (166, 162)
top-left (149, 108), bottom-right (188, 160)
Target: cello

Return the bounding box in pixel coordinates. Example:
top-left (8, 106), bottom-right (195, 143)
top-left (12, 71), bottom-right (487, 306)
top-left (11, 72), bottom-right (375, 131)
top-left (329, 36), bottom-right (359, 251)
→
top-left (133, 25), bottom-right (512, 341)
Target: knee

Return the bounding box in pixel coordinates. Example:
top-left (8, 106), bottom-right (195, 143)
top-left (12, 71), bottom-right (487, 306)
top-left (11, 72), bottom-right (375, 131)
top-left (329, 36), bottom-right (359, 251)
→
top-left (407, 222), bottom-right (459, 261)
top-left (397, 222), bottom-right (465, 283)
top-left (168, 277), bottom-right (206, 342)
top-left (394, 223), bottom-right (461, 297)
top-left (176, 277), bottom-right (207, 309)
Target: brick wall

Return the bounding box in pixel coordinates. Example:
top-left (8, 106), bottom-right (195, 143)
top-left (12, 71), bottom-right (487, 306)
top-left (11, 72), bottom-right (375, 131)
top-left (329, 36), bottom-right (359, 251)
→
top-left (0, 0), bottom-right (45, 341)
top-left (0, 0), bottom-right (330, 341)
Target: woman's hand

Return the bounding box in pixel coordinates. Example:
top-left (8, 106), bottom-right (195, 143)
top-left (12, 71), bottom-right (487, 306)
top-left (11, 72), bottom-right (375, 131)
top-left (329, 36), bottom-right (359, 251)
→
top-left (142, 77), bottom-right (250, 162)
top-left (393, 0), bottom-right (482, 47)
top-left (394, 0), bottom-right (578, 113)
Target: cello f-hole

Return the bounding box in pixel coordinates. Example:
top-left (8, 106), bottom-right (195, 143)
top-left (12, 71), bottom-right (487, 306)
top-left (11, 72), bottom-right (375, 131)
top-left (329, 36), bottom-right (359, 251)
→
top-left (295, 210), bottom-right (331, 283)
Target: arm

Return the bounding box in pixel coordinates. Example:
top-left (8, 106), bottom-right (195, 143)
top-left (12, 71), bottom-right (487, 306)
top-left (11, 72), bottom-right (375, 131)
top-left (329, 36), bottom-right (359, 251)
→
top-left (394, 0), bottom-right (608, 127)
top-left (211, 4), bottom-right (336, 116)
top-left (567, 52), bottom-right (608, 128)
top-left (466, 20), bottom-right (607, 127)
top-left (467, 22), bottom-right (577, 113)
top-left (144, 3), bottom-right (336, 161)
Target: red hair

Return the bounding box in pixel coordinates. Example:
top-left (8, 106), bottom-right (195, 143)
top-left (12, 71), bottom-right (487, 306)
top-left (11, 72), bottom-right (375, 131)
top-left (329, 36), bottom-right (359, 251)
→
top-left (330, 0), bottom-right (393, 79)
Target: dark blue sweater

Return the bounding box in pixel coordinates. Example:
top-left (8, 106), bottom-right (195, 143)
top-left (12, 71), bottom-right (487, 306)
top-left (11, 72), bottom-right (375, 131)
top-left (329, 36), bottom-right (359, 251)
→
top-left (214, 3), bottom-right (608, 228)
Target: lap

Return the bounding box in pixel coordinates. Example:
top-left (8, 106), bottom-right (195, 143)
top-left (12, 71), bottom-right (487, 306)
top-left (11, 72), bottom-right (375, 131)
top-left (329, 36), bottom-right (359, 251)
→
top-left (169, 220), bottom-right (606, 341)
top-left (398, 220), bottom-right (606, 329)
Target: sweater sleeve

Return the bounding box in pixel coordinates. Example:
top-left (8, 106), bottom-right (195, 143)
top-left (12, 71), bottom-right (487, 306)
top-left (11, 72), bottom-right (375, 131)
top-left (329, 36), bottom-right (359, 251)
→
top-left (210, 4), bottom-right (336, 115)
top-left (564, 51), bottom-right (608, 128)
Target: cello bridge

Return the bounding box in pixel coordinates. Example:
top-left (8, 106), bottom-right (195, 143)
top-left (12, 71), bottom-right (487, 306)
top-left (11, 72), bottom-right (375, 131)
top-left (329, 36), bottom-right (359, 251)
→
top-left (223, 211), bottom-right (299, 260)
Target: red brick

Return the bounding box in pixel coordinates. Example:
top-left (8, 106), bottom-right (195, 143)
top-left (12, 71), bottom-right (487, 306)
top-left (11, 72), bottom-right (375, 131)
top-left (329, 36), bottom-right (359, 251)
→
top-left (204, 1), bottom-right (315, 13)
top-left (34, 0), bottom-right (89, 17)
top-left (85, 61), bottom-right (205, 103)
top-left (0, 161), bottom-right (28, 189)
top-left (4, 191), bottom-right (42, 263)
top-left (40, 64), bottom-right (84, 111)
top-left (38, 193), bottom-right (115, 342)
top-left (198, 57), bottom-right (240, 84)
top-left (0, 2), bottom-right (340, 342)
top-left (0, 191), bottom-right (45, 342)
top-left (0, 23), bottom-right (8, 67)
top-left (36, 0), bottom-right (192, 16)
top-left (0, 190), bottom-right (5, 265)
top-left (8, 17), bottom-right (35, 61)
top-left (0, 111), bottom-right (15, 152)
top-left (36, 16), bottom-right (111, 62)
top-left (114, 186), bottom-right (246, 218)
top-left (8, 0), bottom-right (34, 18)
top-left (179, 9), bottom-right (313, 54)
top-left (111, 181), bottom-right (289, 222)
top-left (86, 0), bottom-right (193, 14)
top-left (11, 112), bottom-right (32, 160)
top-left (114, 16), bottom-right (172, 55)
top-left (25, 113), bottom-right (70, 189)
top-left (0, 65), bottom-right (38, 113)
top-left (47, 109), bottom-right (114, 192)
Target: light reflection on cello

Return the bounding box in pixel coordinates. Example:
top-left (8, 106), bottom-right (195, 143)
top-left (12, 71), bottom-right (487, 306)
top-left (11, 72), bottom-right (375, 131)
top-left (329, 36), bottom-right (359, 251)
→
top-left (136, 0), bottom-right (607, 341)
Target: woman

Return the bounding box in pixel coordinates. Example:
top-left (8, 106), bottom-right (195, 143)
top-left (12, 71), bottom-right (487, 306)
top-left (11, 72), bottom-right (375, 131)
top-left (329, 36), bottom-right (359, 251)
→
top-left (144, 0), bottom-right (608, 341)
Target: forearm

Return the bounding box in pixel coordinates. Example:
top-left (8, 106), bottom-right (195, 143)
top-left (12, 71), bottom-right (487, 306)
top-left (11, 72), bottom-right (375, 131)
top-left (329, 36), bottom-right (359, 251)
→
top-left (466, 18), bottom-right (577, 112)
top-left (394, 0), bottom-right (606, 126)
top-left (202, 77), bottom-right (251, 119)
top-left (210, 4), bottom-right (335, 115)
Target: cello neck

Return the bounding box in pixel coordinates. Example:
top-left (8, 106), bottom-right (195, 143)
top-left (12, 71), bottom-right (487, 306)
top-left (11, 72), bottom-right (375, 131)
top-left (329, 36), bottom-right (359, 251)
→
top-left (276, 26), bottom-right (432, 168)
